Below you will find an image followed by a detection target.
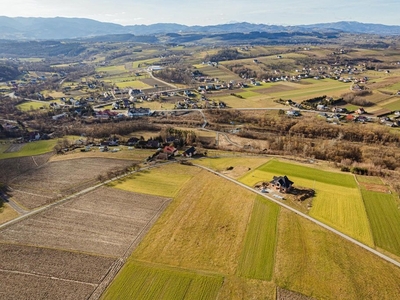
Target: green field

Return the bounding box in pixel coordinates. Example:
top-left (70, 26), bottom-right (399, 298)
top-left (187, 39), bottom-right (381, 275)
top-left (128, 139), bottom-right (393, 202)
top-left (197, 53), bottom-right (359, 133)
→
top-left (0, 140), bottom-right (58, 159)
top-left (383, 98), bottom-right (400, 111)
top-left (240, 160), bottom-right (373, 245)
top-left (112, 164), bottom-right (196, 198)
top-left (252, 160), bottom-right (357, 188)
top-left (102, 261), bottom-right (223, 300)
top-left (238, 197), bottom-right (279, 280)
top-left (362, 188), bottom-right (400, 256)
top-left (16, 101), bottom-right (49, 111)
top-left (96, 65), bottom-right (126, 74)
top-left (356, 175), bottom-right (384, 184)
top-left (115, 80), bottom-right (152, 89)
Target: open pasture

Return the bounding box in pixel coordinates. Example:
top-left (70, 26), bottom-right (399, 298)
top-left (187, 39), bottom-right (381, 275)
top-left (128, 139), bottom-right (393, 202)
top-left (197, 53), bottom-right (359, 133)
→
top-left (132, 169), bottom-right (255, 275)
top-left (113, 163), bottom-right (197, 198)
top-left (96, 64), bottom-right (126, 74)
top-left (196, 157), bottom-right (268, 178)
top-left (274, 210), bottom-right (400, 300)
top-left (102, 261), bottom-right (223, 300)
top-left (8, 157), bottom-right (133, 209)
top-left (0, 140), bottom-right (58, 160)
top-left (238, 197), bottom-right (279, 280)
top-left (361, 188), bottom-right (400, 256)
top-left (16, 101), bottom-right (49, 111)
top-left (0, 187), bottom-right (170, 257)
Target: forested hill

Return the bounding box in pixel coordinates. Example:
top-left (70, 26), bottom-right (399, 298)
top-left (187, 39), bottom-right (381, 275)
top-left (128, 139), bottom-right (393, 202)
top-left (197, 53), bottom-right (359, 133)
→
top-left (0, 16), bottom-right (400, 40)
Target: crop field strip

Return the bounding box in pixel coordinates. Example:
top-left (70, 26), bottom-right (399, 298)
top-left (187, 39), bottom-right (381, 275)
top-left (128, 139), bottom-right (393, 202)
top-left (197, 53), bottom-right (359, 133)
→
top-left (361, 187), bottom-right (400, 256)
top-left (238, 196), bottom-right (280, 281)
top-left (274, 209), bottom-right (400, 299)
top-left (101, 261), bottom-right (223, 300)
top-left (131, 169), bottom-right (255, 275)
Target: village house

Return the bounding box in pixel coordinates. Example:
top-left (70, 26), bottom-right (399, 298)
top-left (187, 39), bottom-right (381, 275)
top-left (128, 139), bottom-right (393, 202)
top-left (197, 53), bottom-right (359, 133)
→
top-left (270, 175), bottom-right (294, 193)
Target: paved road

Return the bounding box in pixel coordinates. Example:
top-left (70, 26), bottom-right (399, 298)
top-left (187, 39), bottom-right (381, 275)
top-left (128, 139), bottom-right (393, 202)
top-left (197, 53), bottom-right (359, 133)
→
top-left (194, 163), bottom-right (400, 269)
top-left (0, 192), bottom-right (29, 215)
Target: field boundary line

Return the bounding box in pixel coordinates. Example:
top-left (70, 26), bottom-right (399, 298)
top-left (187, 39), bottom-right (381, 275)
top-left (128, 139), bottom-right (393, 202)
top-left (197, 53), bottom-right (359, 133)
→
top-left (194, 164), bottom-right (400, 269)
top-left (0, 268), bottom-right (97, 287)
top-left (0, 161), bottom-right (175, 231)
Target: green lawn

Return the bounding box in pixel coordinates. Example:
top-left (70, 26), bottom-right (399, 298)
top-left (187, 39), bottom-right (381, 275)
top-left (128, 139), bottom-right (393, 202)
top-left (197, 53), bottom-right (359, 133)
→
top-left (254, 160), bottom-right (357, 188)
top-left (238, 197), bottom-right (279, 280)
top-left (356, 175), bottom-right (384, 184)
top-left (16, 101), bottom-right (49, 111)
top-left (361, 188), bottom-right (400, 256)
top-left (101, 261), bottom-right (223, 300)
top-left (0, 140), bottom-right (58, 159)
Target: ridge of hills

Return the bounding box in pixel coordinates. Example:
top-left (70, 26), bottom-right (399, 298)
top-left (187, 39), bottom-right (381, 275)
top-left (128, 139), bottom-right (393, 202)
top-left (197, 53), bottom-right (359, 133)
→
top-left (0, 16), bottom-right (400, 40)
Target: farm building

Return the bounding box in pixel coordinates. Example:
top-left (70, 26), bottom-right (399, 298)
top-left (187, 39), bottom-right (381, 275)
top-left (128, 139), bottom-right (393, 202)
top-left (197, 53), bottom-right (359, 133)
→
top-left (270, 175), bottom-right (294, 193)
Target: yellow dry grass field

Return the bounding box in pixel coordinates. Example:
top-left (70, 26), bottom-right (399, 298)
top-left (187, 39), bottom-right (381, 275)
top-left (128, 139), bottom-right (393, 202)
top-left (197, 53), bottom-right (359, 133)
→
top-left (216, 276), bottom-right (276, 300)
top-left (196, 157), bottom-right (268, 178)
top-left (274, 210), bottom-right (400, 299)
top-left (112, 164), bottom-right (197, 198)
top-left (132, 169), bottom-right (256, 275)
top-left (0, 204), bottom-right (19, 224)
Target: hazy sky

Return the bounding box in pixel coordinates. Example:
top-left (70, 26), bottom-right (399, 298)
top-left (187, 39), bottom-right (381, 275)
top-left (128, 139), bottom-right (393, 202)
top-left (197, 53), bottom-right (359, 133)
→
top-left (1, 0), bottom-right (399, 26)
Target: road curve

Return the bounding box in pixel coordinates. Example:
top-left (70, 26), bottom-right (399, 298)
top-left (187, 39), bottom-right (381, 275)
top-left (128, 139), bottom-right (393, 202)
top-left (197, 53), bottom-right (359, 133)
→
top-left (194, 163), bottom-right (400, 269)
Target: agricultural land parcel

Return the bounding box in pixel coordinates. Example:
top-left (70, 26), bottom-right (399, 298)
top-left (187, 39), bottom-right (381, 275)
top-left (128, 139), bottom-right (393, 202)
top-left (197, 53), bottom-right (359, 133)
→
top-left (0, 186), bottom-right (171, 299)
top-left (7, 157), bottom-right (134, 209)
top-left (104, 162), bottom-right (400, 299)
top-left (239, 159), bottom-right (374, 246)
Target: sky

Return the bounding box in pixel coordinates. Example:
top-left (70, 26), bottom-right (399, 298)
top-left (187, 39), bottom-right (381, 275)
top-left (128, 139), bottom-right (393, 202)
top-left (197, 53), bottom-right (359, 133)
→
top-left (1, 0), bottom-right (399, 26)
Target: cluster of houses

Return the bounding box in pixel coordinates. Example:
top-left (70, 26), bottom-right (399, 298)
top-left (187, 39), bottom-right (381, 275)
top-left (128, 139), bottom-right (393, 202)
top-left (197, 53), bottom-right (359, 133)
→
top-left (146, 145), bottom-right (197, 162)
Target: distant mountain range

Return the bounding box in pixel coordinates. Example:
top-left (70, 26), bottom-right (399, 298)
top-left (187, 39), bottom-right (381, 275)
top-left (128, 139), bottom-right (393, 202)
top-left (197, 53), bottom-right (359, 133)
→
top-left (0, 16), bottom-right (400, 40)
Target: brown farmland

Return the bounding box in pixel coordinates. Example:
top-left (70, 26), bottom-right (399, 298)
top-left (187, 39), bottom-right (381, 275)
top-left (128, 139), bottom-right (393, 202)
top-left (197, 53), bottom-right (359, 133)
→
top-left (0, 187), bottom-right (170, 256)
top-left (8, 157), bottom-right (134, 209)
top-left (0, 186), bottom-right (170, 299)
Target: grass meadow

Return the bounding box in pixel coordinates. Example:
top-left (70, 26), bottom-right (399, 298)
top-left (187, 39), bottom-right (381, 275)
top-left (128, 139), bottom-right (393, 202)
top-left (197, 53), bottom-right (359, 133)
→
top-left (361, 187), bottom-right (400, 256)
top-left (0, 140), bottom-right (59, 159)
top-left (238, 197), bottom-right (279, 280)
top-left (16, 101), bottom-right (49, 111)
top-left (131, 169), bottom-right (255, 275)
top-left (274, 210), bottom-right (400, 300)
top-left (102, 261), bottom-right (223, 300)
top-left (112, 164), bottom-right (197, 198)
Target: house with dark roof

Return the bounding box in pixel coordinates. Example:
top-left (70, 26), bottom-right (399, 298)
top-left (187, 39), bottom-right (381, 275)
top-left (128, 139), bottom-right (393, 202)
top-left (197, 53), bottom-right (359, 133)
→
top-left (183, 146), bottom-right (197, 157)
top-left (270, 175), bottom-right (294, 193)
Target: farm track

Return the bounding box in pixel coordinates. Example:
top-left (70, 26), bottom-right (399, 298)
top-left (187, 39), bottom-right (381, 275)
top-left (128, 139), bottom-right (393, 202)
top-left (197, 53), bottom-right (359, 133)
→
top-left (194, 163), bottom-right (400, 269)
